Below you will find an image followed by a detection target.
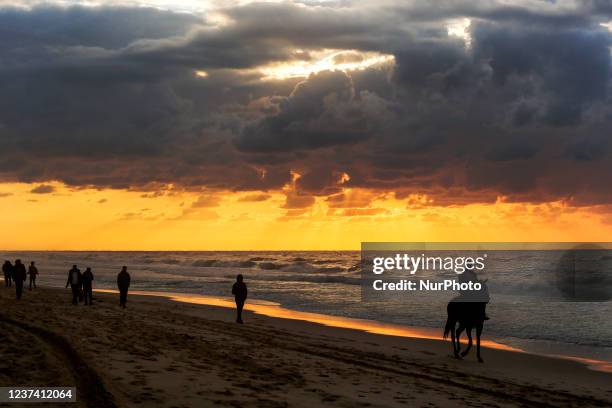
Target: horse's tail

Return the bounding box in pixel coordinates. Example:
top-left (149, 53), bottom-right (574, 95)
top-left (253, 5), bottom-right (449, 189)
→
top-left (443, 316), bottom-right (453, 339)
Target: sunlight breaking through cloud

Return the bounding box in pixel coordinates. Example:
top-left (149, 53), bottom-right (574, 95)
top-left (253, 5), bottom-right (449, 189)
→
top-left (447, 18), bottom-right (472, 48)
top-left (259, 50), bottom-right (395, 80)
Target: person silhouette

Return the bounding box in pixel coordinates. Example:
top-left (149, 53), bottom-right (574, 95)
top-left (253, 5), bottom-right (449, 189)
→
top-left (13, 260), bottom-right (26, 300)
top-left (28, 261), bottom-right (38, 290)
top-left (82, 267), bottom-right (94, 305)
top-left (3, 260), bottom-right (13, 287)
top-left (66, 265), bottom-right (82, 305)
top-left (457, 267), bottom-right (490, 320)
top-left (117, 266), bottom-right (130, 309)
top-left (231, 274), bottom-right (248, 324)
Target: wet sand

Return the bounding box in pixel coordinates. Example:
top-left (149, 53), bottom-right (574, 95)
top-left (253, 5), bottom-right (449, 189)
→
top-left (1, 287), bottom-right (611, 407)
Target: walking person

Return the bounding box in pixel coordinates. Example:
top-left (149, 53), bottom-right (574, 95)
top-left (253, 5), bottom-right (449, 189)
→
top-left (3, 260), bottom-right (13, 287)
top-left (66, 265), bottom-right (82, 305)
top-left (117, 266), bottom-right (130, 309)
top-left (13, 260), bottom-right (26, 300)
top-left (82, 267), bottom-right (94, 305)
top-left (28, 261), bottom-right (38, 290)
top-left (231, 274), bottom-right (248, 324)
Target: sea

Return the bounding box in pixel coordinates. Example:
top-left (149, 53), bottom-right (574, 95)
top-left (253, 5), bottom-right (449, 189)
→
top-left (1, 250), bottom-right (611, 368)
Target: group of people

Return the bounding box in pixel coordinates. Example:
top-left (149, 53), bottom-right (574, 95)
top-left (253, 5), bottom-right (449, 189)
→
top-left (2, 260), bottom-right (131, 308)
top-left (3, 260), bottom-right (38, 299)
top-left (66, 265), bottom-right (131, 308)
top-left (4, 260), bottom-right (248, 322)
top-left (66, 265), bottom-right (95, 305)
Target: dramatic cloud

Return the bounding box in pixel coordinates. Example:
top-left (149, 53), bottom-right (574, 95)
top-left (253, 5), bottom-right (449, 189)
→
top-left (282, 192), bottom-right (316, 209)
top-left (237, 193), bottom-right (271, 202)
top-left (236, 70), bottom-right (373, 152)
top-left (0, 0), bottom-right (611, 207)
top-left (30, 185), bottom-right (55, 194)
top-left (191, 195), bottom-right (221, 208)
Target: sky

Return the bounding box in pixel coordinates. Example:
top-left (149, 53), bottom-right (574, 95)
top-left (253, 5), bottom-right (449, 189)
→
top-left (1, 0), bottom-right (612, 250)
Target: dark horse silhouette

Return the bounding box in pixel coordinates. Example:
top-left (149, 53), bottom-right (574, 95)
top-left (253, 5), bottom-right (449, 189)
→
top-left (443, 301), bottom-right (486, 362)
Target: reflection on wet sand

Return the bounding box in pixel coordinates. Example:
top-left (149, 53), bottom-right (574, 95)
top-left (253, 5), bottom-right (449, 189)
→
top-left (95, 289), bottom-right (612, 373)
top-left (96, 290), bottom-right (518, 349)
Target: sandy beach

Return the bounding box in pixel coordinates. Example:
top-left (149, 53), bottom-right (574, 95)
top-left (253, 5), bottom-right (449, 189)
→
top-left (0, 287), bottom-right (610, 407)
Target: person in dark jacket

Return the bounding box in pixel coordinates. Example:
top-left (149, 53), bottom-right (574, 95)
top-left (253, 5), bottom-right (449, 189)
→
top-left (457, 267), bottom-right (490, 320)
top-left (13, 260), bottom-right (26, 300)
top-left (82, 267), bottom-right (94, 305)
top-left (28, 261), bottom-right (38, 290)
top-left (66, 265), bottom-right (82, 305)
top-left (117, 266), bottom-right (130, 309)
top-left (231, 274), bottom-right (248, 324)
top-left (3, 260), bottom-right (12, 287)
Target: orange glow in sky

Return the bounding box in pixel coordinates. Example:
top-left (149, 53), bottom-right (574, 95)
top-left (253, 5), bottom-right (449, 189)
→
top-left (1, 182), bottom-right (611, 250)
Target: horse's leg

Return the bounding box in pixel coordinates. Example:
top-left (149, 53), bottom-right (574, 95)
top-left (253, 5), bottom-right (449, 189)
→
top-left (454, 324), bottom-right (465, 358)
top-left (476, 322), bottom-right (484, 363)
top-left (450, 320), bottom-right (458, 356)
top-left (461, 325), bottom-right (473, 357)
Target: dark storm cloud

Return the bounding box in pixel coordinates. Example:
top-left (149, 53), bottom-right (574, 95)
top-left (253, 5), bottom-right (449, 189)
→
top-left (472, 22), bottom-right (611, 126)
top-left (235, 70), bottom-right (373, 152)
top-left (486, 140), bottom-right (538, 161)
top-left (1, 1), bottom-right (612, 206)
top-left (564, 134), bottom-right (609, 161)
top-left (0, 6), bottom-right (198, 45)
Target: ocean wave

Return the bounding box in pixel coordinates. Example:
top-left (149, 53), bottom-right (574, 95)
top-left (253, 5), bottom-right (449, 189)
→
top-left (232, 273), bottom-right (361, 285)
top-left (161, 258), bottom-right (181, 265)
top-left (272, 263), bottom-right (348, 274)
top-left (193, 260), bottom-right (256, 268)
top-left (313, 266), bottom-right (345, 274)
top-left (311, 259), bottom-right (342, 265)
top-left (249, 257), bottom-right (275, 262)
top-left (258, 262), bottom-right (287, 270)
top-left (192, 260), bottom-right (217, 267)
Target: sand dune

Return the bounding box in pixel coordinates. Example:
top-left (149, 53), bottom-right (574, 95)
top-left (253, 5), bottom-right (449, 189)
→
top-left (1, 287), bottom-right (610, 407)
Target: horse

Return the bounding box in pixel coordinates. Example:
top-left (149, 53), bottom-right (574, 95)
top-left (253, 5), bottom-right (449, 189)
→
top-left (443, 301), bottom-right (486, 363)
